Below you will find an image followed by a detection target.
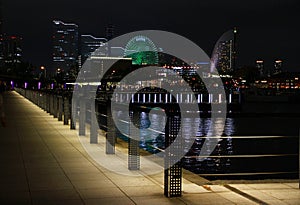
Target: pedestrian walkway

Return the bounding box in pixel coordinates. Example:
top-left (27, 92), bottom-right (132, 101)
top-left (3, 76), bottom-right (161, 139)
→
top-left (0, 91), bottom-right (299, 205)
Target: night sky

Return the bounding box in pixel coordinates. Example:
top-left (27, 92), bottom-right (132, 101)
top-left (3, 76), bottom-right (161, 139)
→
top-left (2, 0), bottom-right (300, 71)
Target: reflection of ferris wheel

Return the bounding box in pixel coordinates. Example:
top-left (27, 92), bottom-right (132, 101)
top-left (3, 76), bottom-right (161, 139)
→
top-left (124, 35), bottom-right (159, 65)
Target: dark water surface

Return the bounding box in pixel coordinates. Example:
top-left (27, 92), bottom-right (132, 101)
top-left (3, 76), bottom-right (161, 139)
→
top-left (110, 110), bottom-right (300, 179)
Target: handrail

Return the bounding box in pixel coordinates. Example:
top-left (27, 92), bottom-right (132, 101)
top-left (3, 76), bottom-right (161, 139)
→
top-left (15, 88), bottom-right (299, 179)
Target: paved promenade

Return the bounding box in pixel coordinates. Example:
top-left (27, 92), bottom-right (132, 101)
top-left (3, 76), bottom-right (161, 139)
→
top-left (0, 91), bottom-right (299, 205)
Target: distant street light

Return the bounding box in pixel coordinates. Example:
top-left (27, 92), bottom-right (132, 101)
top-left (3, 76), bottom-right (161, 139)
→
top-left (41, 66), bottom-right (46, 78)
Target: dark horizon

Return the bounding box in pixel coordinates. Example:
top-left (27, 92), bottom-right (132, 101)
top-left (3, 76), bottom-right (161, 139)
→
top-left (2, 0), bottom-right (300, 71)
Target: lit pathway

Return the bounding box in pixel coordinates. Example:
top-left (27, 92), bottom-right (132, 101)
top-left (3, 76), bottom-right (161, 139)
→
top-left (0, 91), bottom-right (299, 205)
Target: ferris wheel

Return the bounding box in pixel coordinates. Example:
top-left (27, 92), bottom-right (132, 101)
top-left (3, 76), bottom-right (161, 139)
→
top-left (124, 35), bottom-right (159, 65)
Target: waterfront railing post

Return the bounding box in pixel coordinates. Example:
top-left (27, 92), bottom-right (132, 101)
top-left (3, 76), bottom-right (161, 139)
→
top-left (70, 96), bottom-right (76, 130)
top-left (58, 96), bottom-right (63, 121)
top-left (128, 111), bottom-right (140, 170)
top-left (53, 94), bottom-right (58, 118)
top-left (63, 95), bottom-right (70, 125)
top-left (299, 128), bottom-right (300, 189)
top-left (34, 91), bottom-right (36, 103)
top-left (164, 106), bottom-right (182, 197)
top-left (41, 93), bottom-right (44, 110)
top-left (90, 98), bottom-right (98, 144)
top-left (49, 94), bottom-right (53, 115)
top-left (79, 96), bottom-right (86, 136)
top-left (38, 92), bottom-right (42, 108)
top-left (43, 93), bottom-right (46, 111)
top-left (106, 100), bottom-right (115, 154)
top-left (36, 91), bottom-right (39, 107)
top-left (47, 93), bottom-right (50, 113)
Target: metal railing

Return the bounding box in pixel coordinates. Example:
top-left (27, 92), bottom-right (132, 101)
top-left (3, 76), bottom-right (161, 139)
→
top-left (15, 88), bottom-right (300, 189)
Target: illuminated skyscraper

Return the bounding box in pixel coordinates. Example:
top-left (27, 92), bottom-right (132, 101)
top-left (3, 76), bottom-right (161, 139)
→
top-left (52, 20), bottom-right (79, 73)
top-left (3, 35), bottom-right (22, 65)
top-left (0, 1), bottom-right (23, 71)
top-left (80, 34), bottom-right (107, 64)
top-left (232, 27), bottom-right (238, 72)
top-left (274, 60), bottom-right (283, 74)
top-left (215, 41), bottom-right (233, 74)
top-left (256, 60), bottom-right (264, 77)
top-left (211, 28), bottom-right (237, 75)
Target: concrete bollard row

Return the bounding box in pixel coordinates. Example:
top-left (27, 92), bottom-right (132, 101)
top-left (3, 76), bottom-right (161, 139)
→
top-left (16, 89), bottom-right (130, 176)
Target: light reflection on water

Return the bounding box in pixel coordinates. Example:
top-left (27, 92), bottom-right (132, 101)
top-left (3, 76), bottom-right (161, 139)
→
top-left (110, 111), bottom-right (299, 177)
top-left (113, 110), bottom-right (235, 173)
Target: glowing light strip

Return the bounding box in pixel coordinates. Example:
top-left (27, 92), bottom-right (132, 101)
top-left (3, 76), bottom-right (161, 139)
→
top-left (53, 20), bottom-right (78, 27)
top-left (81, 35), bottom-right (108, 41)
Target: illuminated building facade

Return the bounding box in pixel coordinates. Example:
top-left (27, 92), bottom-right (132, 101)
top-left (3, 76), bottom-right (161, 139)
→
top-left (80, 34), bottom-right (107, 65)
top-left (256, 60), bottom-right (264, 77)
top-left (2, 35), bottom-right (22, 65)
top-left (110, 47), bottom-right (126, 57)
top-left (215, 40), bottom-right (233, 74)
top-left (0, 1), bottom-right (23, 71)
top-left (274, 60), bottom-right (283, 74)
top-left (52, 20), bottom-right (79, 73)
top-left (106, 24), bottom-right (115, 56)
top-left (211, 28), bottom-right (237, 75)
top-left (81, 56), bottom-right (132, 83)
top-left (254, 72), bottom-right (300, 90)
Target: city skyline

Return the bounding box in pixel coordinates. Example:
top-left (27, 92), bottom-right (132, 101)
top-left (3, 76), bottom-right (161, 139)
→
top-left (1, 0), bottom-right (300, 71)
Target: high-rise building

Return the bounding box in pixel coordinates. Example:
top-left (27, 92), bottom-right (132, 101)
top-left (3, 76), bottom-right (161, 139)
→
top-left (274, 60), bottom-right (283, 74)
top-left (232, 27), bottom-right (238, 72)
top-left (106, 24), bottom-right (115, 57)
top-left (0, 1), bottom-right (23, 71)
top-left (105, 24), bottom-right (115, 40)
top-left (3, 35), bottom-right (22, 65)
top-left (215, 41), bottom-right (233, 74)
top-left (80, 34), bottom-right (107, 65)
top-left (211, 28), bottom-right (237, 75)
top-left (256, 60), bottom-right (264, 77)
top-left (52, 20), bottom-right (79, 73)
top-left (0, 35), bottom-right (22, 73)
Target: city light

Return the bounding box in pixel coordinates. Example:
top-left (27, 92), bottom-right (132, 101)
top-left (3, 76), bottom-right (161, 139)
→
top-left (40, 66), bottom-right (46, 78)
